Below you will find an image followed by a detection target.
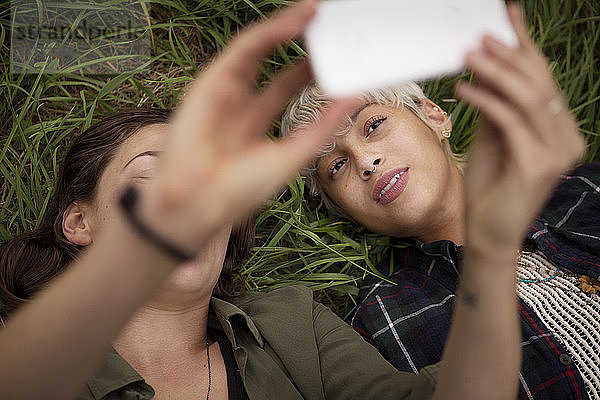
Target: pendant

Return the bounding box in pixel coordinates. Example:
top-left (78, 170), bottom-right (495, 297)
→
top-left (579, 275), bottom-right (600, 294)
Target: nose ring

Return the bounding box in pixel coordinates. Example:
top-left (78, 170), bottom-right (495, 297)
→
top-left (372, 165), bottom-right (377, 173)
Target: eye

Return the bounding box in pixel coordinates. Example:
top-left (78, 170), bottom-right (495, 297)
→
top-left (128, 167), bottom-right (157, 183)
top-left (364, 116), bottom-right (387, 137)
top-left (329, 159), bottom-right (347, 178)
top-left (129, 176), bottom-right (154, 186)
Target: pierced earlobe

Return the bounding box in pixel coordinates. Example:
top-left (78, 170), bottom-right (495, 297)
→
top-left (432, 106), bottom-right (447, 115)
top-left (422, 99), bottom-right (453, 140)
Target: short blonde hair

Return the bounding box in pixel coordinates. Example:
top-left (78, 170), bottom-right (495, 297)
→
top-left (280, 82), bottom-right (465, 218)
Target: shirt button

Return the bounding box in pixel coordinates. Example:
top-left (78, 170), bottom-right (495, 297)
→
top-left (559, 353), bottom-right (572, 366)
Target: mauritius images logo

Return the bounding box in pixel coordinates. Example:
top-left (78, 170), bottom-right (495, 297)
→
top-left (10, 0), bottom-right (151, 74)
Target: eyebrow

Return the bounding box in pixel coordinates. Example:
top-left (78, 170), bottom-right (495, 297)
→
top-left (350, 102), bottom-right (376, 124)
top-left (123, 151), bottom-right (161, 170)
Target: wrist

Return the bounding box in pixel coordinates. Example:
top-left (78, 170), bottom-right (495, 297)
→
top-left (119, 186), bottom-right (196, 262)
top-left (464, 244), bottom-right (521, 265)
top-left (461, 245), bottom-right (520, 290)
top-left (458, 248), bottom-right (519, 311)
top-left (464, 228), bottom-right (524, 264)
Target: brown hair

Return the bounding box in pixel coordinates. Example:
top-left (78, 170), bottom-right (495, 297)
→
top-left (0, 109), bottom-right (254, 316)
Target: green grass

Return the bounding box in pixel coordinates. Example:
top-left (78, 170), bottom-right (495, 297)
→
top-left (1, 0), bottom-right (599, 317)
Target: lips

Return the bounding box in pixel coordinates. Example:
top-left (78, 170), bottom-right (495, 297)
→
top-left (372, 167), bottom-right (409, 205)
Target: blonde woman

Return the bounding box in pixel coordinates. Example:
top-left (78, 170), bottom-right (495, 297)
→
top-left (282, 3), bottom-right (591, 399)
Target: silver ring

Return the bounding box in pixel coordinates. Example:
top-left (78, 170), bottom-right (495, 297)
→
top-left (547, 97), bottom-right (564, 116)
top-left (372, 165), bottom-right (377, 173)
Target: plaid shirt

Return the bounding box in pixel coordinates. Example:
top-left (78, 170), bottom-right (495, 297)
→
top-left (352, 163), bottom-right (600, 400)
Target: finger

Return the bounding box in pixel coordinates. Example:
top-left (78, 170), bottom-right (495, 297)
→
top-left (249, 60), bottom-right (313, 136)
top-left (464, 51), bottom-right (559, 143)
top-left (273, 97), bottom-right (361, 177)
top-left (218, 0), bottom-right (316, 82)
top-left (465, 50), bottom-right (532, 102)
top-left (455, 81), bottom-right (538, 164)
top-left (464, 117), bottom-right (505, 200)
top-left (507, 4), bottom-right (551, 78)
top-left (481, 35), bottom-right (551, 90)
top-left (218, 97), bottom-right (360, 221)
top-left (506, 3), bottom-right (538, 55)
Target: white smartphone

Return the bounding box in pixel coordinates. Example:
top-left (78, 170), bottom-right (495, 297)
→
top-left (304, 0), bottom-right (518, 97)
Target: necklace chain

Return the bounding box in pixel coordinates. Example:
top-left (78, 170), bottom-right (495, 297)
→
top-left (206, 336), bottom-right (211, 400)
top-left (517, 251), bottom-right (560, 283)
top-left (517, 250), bottom-right (600, 296)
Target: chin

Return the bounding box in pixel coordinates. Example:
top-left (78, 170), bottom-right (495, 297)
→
top-left (373, 201), bottom-right (432, 238)
top-left (163, 260), bottom-right (220, 295)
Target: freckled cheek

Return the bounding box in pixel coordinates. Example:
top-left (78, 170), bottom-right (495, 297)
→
top-left (336, 185), bottom-right (366, 215)
top-left (89, 189), bottom-right (121, 232)
top-left (94, 203), bottom-right (113, 230)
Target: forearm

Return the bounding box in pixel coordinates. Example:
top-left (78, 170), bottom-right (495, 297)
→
top-left (0, 217), bottom-right (178, 400)
top-left (433, 247), bottom-right (520, 400)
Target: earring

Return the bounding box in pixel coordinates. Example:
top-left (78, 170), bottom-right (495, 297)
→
top-left (433, 106), bottom-right (447, 116)
top-left (441, 128), bottom-right (452, 138)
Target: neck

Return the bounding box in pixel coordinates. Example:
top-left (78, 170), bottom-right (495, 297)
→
top-left (113, 298), bottom-right (211, 375)
top-left (419, 164), bottom-right (466, 245)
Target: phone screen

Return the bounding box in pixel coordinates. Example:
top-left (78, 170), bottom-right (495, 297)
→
top-left (305, 0), bottom-right (517, 97)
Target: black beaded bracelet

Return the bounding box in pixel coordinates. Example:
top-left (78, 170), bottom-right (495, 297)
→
top-left (119, 186), bottom-right (194, 262)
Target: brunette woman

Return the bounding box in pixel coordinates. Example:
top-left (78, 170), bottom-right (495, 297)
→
top-left (0, 1), bottom-right (524, 400)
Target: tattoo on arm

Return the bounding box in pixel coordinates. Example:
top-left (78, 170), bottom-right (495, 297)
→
top-left (460, 286), bottom-right (479, 310)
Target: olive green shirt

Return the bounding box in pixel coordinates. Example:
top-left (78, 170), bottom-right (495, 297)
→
top-left (78, 285), bottom-right (438, 400)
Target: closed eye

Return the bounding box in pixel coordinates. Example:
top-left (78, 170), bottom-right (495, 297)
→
top-left (131, 176), bottom-right (154, 184)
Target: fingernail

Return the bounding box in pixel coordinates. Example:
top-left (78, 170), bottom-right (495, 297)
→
top-left (297, 0), bottom-right (317, 17)
top-left (510, 2), bottom-right (525, 21)
top-left (465, 50), bottom-right (486, 64)
top-left (455, 82), bottom-right (471, 95)
top-left (282, 0), bottom-right (313, 20)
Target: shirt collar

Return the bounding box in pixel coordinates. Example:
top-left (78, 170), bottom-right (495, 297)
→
top-left (210, 295), bottom-right (265, 348)
top-left (86, 347), bottom-right (154, 400)
top-left (403, 238), bottom-right (463, 266)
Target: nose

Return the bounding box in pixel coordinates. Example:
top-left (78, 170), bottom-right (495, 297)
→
top-left (362, 158), bottom-right (381, 179)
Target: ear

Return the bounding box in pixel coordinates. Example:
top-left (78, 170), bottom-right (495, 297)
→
top-left (419, 98), bottom-right (452, 140)
top-left (62, 202), bottom-right (93, 246)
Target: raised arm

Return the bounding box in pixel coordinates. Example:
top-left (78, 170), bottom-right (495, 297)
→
top-left (433, 4), bottom-right (585, 400)
top-left (0, 2), bottom-right (358, 399)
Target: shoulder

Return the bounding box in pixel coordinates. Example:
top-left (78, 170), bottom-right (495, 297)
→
top-left (224, 286), bottom-right (319, 334)
top-left (569, 162), bottom-right (600, 178)
top-left (230, 285), bottom-right (314, 317)
top-left (554, 162), bottom-right (600, 194)
top-left (228, 286), bottom-right (349, 343)
top-left (527, 162), bottom-right (600, 273)
top-left (230, 286), bottom-right (369, 352)
top-left (537, 162), bottom-right (600, 229)
top-left (232, 284), bottom-right (313, 305)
